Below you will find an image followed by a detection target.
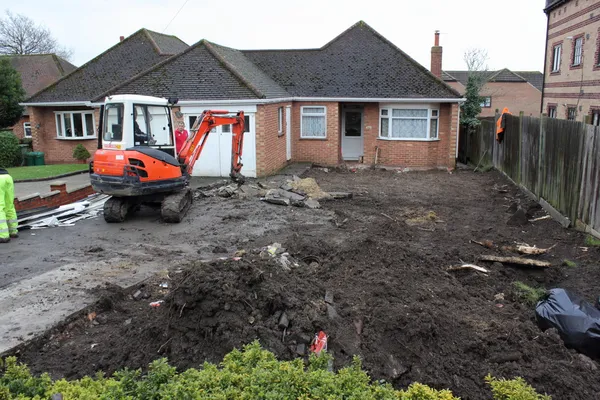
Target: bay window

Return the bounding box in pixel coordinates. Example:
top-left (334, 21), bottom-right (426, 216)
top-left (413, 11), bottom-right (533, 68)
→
top-left (55, 111), bottom-right (96, 139)
top-left (301, 106), bottom-right (327, 138)
top-left (379, 106), bottom-right (439, 140)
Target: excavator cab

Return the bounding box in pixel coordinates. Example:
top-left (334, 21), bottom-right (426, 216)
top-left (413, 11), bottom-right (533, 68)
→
top-left (101, 95), bottom-right (176, 157)
top-left (90, 94), bottom-right (245, 223)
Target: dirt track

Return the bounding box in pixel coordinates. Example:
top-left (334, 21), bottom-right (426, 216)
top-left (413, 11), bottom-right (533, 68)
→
top-left (9, 168), bottom-right (600, 399)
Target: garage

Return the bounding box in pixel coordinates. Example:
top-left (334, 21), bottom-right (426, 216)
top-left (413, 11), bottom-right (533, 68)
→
top-left (181, 105), bottom-right (257, 178)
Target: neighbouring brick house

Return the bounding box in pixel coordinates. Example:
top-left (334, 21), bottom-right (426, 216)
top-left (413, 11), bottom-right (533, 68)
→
top-left (4, 54), bottom-right (76, 138)
top-left (23, 21), bottom-right (463, 177)
top-left (542, 0), bottom-right (600, 123)
top-left (442, 69), bottom-right (543, 117)
top-left (22, 29), bottom-right (188, 164)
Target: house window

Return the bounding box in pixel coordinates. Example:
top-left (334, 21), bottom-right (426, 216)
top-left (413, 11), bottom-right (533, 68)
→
top-left (567, 107), bottom-right (577, 120)
top-left (480, 97), bottom-right (492, 108)
top-left (55, 111), bottom-right (96, 139)
top-left (301, 106), bottom-right (326, 138)
top-left (552, 44), bottom-right (561, 72)
top-left (379, 107), bottom-right (439, 140)
top-left (548, 106), bottom-right (557, 118)
top-left (278, 106), bottom-right (283, 136)
top-left (573, 37), bottom-right (583, 66)
top-left (23, 122), bottom-right (32, 138)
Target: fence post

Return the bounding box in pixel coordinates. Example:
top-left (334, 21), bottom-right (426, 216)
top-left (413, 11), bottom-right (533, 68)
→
top-left (494, 110), bottom-right (500, 168)
top-left (537, 113), bottom-right (546, 199)
top-left (518, 111), bottom-right (524, 184)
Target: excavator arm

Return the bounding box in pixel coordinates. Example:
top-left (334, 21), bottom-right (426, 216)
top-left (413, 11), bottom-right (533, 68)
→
top-left (178, 110), bottom-right (246, 183)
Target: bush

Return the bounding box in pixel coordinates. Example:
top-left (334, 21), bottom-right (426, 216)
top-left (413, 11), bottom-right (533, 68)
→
top-left (0, 342), bottom-right (550, 399)
top-left (0, 131), bottom-right (21, 168)
top-left (72, 144), bottom-right (91, 162)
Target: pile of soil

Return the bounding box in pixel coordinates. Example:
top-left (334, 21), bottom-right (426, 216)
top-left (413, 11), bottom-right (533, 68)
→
top-left (10, 169), bottom-right (600, 399)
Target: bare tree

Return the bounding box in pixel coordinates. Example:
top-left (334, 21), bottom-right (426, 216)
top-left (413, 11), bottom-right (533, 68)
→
top-left (460, 48), bottom-right (489, 128)
top-left (0, 10), bottom-right (72, 60)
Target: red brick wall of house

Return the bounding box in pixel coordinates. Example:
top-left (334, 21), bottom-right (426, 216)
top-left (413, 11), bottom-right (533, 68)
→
top-left (479, 82), bottom-right (541, 117)
top-left (9, 115), bottom-right (29, 140)
top-left (255, 102), bottom-right (290, 176)
top-left (29, 106), bottom-right (99, 164)
top-left (361, 103), bottom-right (458, 169)
top-left (291, 101), bottom-right (341, 166)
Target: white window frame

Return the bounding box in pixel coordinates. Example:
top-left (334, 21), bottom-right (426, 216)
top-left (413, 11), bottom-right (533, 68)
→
top-left (552, 44), bottom-right (561, 72)
top-left (23, 122), bottom-right (32, 138)
top-left (277, 106), bottom-right (284, 136)
top-left (378, 105), bottom-right (440, 141)
top-left (300, 106), bottom-right (327, 139)
top-left (573, 37), bottom-right (583, 66)
top-left (55, 110), bottom-right (96, 140)
top-left (480, 97), bottom-right (492, 108)
top-left (548, 107), bottom-right (557, 118)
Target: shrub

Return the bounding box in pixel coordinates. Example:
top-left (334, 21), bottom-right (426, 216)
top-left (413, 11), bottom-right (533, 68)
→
top-left (0, 342), bottom-right (550, 399)
top-left (486, 375), bottom-right (551, 400)
top-left (72, 144), bottom-right (91, 162)
top-left (512, 281), bottom-right (547, 306)
top-left (0, 131), bottom-right (21, 168)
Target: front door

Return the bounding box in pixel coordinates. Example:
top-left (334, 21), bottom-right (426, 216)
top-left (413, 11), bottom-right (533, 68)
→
top-left (342, 109), bottom-right (363, 160)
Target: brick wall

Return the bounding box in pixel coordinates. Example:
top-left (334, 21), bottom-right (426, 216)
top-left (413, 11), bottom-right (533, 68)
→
top-left (29, 106), bottom-right (100, 164)
top-left (291, 101), bottom-right (341, 166)
top-left (255, 102), bottom-right (290, 176)
top-left (480, 82), bottom-right (542, 117)
top-left (361, 103), bottom-right (457, 169)
top-left (14, 182), bottom-right (94, 211)
top-left (9, 115), bottom-right (29, 140)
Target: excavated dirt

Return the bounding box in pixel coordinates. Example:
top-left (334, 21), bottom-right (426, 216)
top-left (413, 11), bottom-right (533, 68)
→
top-left (9, 168), bottom-right (600, 399)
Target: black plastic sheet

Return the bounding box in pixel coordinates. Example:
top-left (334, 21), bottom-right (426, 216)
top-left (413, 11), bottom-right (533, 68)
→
top-left (535, 288), bottom-right (600, 358)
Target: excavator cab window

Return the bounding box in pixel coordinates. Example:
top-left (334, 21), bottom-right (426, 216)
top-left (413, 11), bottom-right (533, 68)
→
top-left (103, 103), bottom-right (124, 142)
top-left (133, 104), bottom-right (173, 148)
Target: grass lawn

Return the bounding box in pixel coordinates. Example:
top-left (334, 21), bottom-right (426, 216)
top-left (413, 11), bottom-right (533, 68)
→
top-left (7, 164), bottom-right (88, 181)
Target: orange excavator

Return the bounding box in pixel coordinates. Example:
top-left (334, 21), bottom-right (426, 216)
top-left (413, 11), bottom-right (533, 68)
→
top-left (90, 94), bottom-right (245, 223)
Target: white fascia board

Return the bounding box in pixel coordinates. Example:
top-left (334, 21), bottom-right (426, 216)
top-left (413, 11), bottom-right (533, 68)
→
top-left (20, 101), bottom-right (92, 107)
top-left (279, 97), bottom-right (466, 103)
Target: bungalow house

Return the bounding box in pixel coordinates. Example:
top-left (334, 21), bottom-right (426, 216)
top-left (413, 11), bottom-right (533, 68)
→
top-left (4, 54), bottom-right (76, 139)
top-left (24, 21), bottom-right (463, 177)
top-left (23, 29), bottom-right (188, 163)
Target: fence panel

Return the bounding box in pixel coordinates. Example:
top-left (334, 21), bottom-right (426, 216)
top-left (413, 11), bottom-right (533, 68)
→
top-left (578, 126), bottom-right (600, 232)
top-left (465, 114), bottom-right (599, 236)
top-left (521, 116), bottom-right (540, 193)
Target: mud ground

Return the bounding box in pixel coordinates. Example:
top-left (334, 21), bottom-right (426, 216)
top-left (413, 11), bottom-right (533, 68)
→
top-left (7, 168), bottom-right (600, 399)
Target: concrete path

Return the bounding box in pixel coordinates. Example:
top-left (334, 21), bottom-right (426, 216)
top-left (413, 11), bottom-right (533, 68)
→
top-left (14, 173), bottom-right (91, 199)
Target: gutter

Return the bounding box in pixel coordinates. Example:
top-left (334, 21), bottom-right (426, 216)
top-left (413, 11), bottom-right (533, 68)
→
top-left (20, 101), bottom-right (93, 107)
top-left (177, 97), bottom-right (466, 105)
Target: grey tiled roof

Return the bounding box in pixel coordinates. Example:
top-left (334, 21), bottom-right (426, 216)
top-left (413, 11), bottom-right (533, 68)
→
top-left (443, 69), bottom-right (543, 91)
top-left (100, 41), bottom-right (260, 101)
top-left (25, 29), bottom-right (188, 103)
top-left (545, 0), bottom-right (568, 12)
top-left (207, 42), bottom-right (289, 98)
top-left (243, 21), bottom-right (460, 99)
top-left (3, 54), bottom-right (76, 97)
top-left (145, 30), bottom-right (189, 55)
top-left (513, 71), bottom-right (544, 91)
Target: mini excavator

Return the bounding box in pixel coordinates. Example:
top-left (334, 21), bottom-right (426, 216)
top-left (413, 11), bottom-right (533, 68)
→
top-left (90, 95), bottom-right (245, 223)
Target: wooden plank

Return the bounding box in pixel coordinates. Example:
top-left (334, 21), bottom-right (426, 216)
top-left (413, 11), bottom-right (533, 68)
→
top-left (478, 255), bottom-right (551, 268)
top-left (540, 197), bottom-right (571, 228)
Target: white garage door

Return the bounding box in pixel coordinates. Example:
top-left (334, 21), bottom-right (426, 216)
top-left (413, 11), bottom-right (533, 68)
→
top-left (182, 107), bottom-right (256, 178)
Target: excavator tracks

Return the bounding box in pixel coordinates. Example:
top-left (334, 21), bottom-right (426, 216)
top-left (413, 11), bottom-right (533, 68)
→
top-left (161, 188), bottom-right (193, 223)
top-left (103, 197), bottom-right (133, 223)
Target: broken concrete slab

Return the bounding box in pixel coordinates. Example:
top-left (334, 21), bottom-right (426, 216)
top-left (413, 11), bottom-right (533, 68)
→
top-left (304, 199), bottom-right (321, 209)
top-left (327, 192), bottom-right (353, 200)
top-left (278, 312), bottom-right (289, 329)
top-left (264, 197), bottom-right (290, 206)
top-left (280, 182), bottom-right (293, 191)
top-left (324, 290), bottom-right (334, 304)
top-left (217, 185), bottom-right (237, 198)
top-left (326, 304), bottom-right (339, 319)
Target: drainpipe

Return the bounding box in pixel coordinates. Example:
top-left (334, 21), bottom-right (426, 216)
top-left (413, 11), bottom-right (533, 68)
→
top-left (540, 9), bottom-right (550, 114)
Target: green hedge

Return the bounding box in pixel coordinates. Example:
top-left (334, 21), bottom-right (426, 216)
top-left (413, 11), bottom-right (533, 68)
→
top-left (0, 131), bottom-right (21, 168)
top-left (0, 342), bottom-right (550, 399)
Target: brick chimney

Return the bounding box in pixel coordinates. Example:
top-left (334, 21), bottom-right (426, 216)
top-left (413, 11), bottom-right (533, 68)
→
top-left (119, 36), bottom-right (125, 42)
top-left (430, 30), bottom-right (442, 78)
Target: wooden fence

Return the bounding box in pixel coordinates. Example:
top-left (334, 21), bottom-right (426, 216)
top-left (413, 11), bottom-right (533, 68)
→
top-left (462, 114), bottom-right (600, 237)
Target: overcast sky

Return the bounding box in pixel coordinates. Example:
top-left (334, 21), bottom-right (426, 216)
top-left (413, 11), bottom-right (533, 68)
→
top-left (10, 0), bottom-right (548, 72)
